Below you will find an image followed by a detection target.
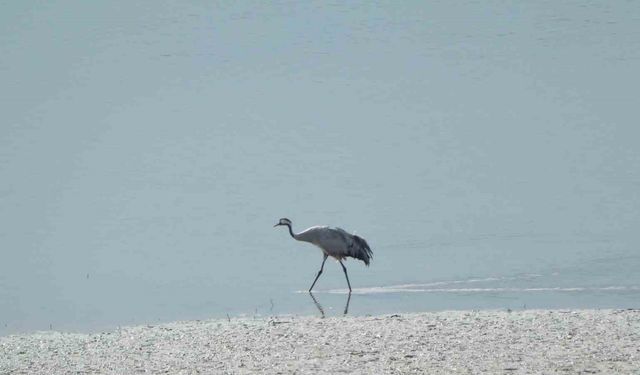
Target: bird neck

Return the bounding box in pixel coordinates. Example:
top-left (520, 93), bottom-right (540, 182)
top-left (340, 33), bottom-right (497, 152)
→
top-left (285, 224), bottom-right (296, 239)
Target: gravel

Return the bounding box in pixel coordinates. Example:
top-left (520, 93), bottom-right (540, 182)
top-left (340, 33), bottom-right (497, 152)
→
top-left (1, 309), bottom-right (639, 374)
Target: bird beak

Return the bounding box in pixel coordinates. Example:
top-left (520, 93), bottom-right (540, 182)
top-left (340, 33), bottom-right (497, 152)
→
top-left (273, 223), bottom-right (280, 227)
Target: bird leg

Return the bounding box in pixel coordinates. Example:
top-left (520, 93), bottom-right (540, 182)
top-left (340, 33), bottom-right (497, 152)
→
top-left (343, 291), bottom-right (352, 316)
top-left (339, 260), bottom-right (352, 292)
top-left (309, 254), bottom-right (328, 292)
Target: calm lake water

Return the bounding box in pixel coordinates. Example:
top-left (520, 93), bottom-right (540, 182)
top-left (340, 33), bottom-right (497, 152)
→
top-left (1, 1), bottom-right (639, 335)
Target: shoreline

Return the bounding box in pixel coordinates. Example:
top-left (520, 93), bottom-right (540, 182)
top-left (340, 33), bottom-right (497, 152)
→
top-left (2, 309), bottom-right (639, 374)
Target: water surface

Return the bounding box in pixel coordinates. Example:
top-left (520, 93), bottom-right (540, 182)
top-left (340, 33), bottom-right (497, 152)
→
top-left (1, 1), bottom-right (639, 335)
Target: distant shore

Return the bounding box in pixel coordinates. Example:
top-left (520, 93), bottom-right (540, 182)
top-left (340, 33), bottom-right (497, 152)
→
top-left (1, 309), bottom-right (639, 374)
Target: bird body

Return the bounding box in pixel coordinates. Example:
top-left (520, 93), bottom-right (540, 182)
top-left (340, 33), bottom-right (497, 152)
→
top-left (274, 218), bottom-right (373, 292)
top-left (294, 225), bottom-right (372, 265)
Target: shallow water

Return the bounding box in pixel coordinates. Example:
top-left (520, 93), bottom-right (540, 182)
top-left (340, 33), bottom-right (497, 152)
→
top-left (1, 1), bottom-right (639, 335)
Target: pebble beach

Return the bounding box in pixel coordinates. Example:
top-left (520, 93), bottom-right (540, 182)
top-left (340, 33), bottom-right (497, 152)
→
top-left (1, 309), bottom-right (639, 374)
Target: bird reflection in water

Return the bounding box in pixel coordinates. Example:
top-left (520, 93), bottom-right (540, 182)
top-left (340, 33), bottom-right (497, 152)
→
top-left (308, 291), bottom-right (352, 318)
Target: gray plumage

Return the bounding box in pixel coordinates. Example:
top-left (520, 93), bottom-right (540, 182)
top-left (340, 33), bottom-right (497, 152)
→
top-left (274, 218), bottom-right (373, 292)
top-left (294, 226), bottom-right (373, 265)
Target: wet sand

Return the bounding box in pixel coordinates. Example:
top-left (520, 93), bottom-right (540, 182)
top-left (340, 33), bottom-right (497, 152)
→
top-left (1, 309), bottom-right (639, 374)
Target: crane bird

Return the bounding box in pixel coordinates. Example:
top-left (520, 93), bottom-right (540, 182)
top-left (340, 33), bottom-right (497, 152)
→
top-left (274, 218), bottom-right (373, 292)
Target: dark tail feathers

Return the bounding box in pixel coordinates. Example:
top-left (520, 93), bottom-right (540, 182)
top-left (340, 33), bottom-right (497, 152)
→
top-left (350, 235), bottom-right (373, 266)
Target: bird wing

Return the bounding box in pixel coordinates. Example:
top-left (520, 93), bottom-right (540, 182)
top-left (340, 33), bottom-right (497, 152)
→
top-left (296, 226), bottom-right (349, 252)
top-left (294, 226), bottom-right (328, 244)
top-left (295, 226), bottom-right (373, 265)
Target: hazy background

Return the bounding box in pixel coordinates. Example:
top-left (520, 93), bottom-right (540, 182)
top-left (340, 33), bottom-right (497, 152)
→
top-left (1, 1), bottom-right (639, 335)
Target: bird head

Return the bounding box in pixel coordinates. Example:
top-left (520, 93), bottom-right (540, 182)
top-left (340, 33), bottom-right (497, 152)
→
top-left (274, 218), bottom-right (292, 227)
